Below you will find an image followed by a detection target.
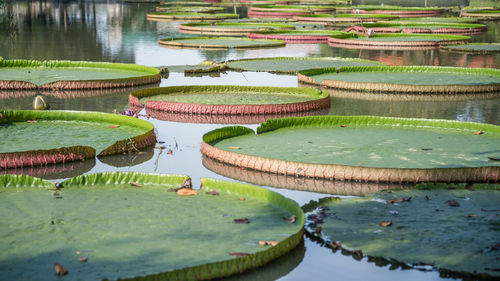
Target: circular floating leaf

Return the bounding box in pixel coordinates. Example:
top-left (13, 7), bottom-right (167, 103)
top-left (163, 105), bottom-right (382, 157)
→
top-left (392, 16), bottom-right (479, 23)
top-left (202, 115), bottom-right (500, 183)
top-left (147, 12), bottom-right (239, 21)
top-left (159, 36), bottom-right (286, 49)
top-left (155, 6), bottom-right (226, 13)
top-left (298, 66), bottom-right (500, 94)
top-left (293, 13), bottom-right (398, 24)
top-left (347, 22), bottom-right (487, 34)
top-left (248, 30), bottom-right (348, 42)
top-left (130, 85), bottom-right (330, 117)
top-left (349, 5), bottom-right (444, 17)
top-left (327, 33), bottom-right (471, 50)
top-left (304, 184), bottom-right (500, 278)
top-left (461, 8), bottom-right (500, 18)
top-left (0, 60), bottom-right (160, 90)
top-left (226, 57), bottom-right (384, 74)
top-left (179, 22), bottom-right (296, 36)
top-left (251, 4), bottom-right (337, 12)
top-left (0, 173), bottom-right (304, 281)
top-left (441, 43), bottom-right (500, 54)
top-left (0, 110), bottom-right (156, 169)
top-left (156, 1), bottom-right (213, 6)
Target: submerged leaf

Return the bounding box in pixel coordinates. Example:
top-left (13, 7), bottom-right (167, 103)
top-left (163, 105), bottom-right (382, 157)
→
top-left (234, 218), bottom-right (250, 224)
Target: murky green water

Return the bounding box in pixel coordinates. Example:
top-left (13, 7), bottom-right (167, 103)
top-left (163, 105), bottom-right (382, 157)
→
top-left (0, 1), bottom-right (499, 281)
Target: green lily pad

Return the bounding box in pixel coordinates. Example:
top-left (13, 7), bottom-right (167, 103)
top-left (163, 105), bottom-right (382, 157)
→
top-left (298, 66), bottom-right (500, 93)
top-left (461, 8), bottom-right (500, 18)
top-left (303, 184), bottom-right (500, 278)
top-left (147, 12), bottom-right (239, 21)
top-left (0, 60), bottom-right (160, 90)
top-left (391, 17), bottom-right (479, 23)
top-left (293, 13), bottom-right (399, 23)
top-left (164, 61), bottom-right (227, 74)
top-left (155, 1), bottom-right (213, 6)
top-left (328, 33), bottom-right (471, 50)
top-left (155, 6), bottom-right (226, 13)
top-left (130, 86), bottom-right (330, 120)
top-left (251, 4), bottom-right (337, 12)
top-left (350, 22), bottom-right (487, 34)
top-left (179, 22), bottom-right (296, 36)
top-left (248, 30), bottom-right (348, 42)
top-left (0, 173), bottom-right (304, 281)
top-left (159, 37), bottom-right (286, 49)
top-left (441, 43), bottom-right (500, 53)
top-left (226, 57), bottom-right (384, 74)
top-left (0, 110), bottom-right (156, 169)
top-left (202, 115), bottom-right (500, 183)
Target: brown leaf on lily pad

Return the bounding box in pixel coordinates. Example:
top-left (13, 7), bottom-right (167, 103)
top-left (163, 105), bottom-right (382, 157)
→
top-left (386, 198), bottom-right (403, 204)
top-left (54, 262), bottom-right (68, 276)
top-left (229, 252), bottom-right (249, 256)
top-left (229, 146), bottom-right (240, 149)
top-left (340, 124), bottom-right (347, 127)
top-left (130, 182), bottom-right (143, 187)
top-left (234, 218), bottom-right (250, 224)
top-left (473, 130), bottom-right (484, 135)
top-left (331, 242), bottom-right (342, 248)
top-left (284, 215), bottom-right (296, 223)
top-left (239, 197), bottom-right (245, 201)
top-left (177, 188), bottom-right (197, 196)
top-left (79, 256), bottom-right (88, 263)
top-left (447, 200), bottom-right (460, 207)
top-left (259, 240), bottom-right (279, 246)
top-left (206, 190), bottom-right (219, 196)
top-left (26, 120), bottom-right (38, 123)
top-left (379, 221), bottom-right (392, 227)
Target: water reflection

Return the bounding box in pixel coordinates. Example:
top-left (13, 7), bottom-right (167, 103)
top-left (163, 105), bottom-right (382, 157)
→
top-left (98, 147), bottom-right (155, 167)
top-left (0, 158), bottom-right (95, 180)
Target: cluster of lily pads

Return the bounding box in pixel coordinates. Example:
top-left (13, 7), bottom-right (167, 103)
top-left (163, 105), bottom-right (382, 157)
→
top-left (2, 0), bottom-right (500, 280)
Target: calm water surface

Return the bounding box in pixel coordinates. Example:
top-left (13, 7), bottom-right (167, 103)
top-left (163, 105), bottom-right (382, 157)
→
top-left (0, 1), bottom-right (499, 280)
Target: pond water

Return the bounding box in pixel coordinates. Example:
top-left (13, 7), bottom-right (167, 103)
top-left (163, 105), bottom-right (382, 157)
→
top-left (0, 1), bottom-right (499, 280)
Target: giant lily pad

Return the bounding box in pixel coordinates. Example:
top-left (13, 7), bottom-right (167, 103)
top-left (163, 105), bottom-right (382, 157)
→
top-left (147, 12), bottom-right (239, 21)
top-left (293, 13), bottom-right (399, 24)
top-left (298, 66), bottom-right (500, 94)
top-left (391, 17), bottom-right (479, 23)
top-left (226, 57), bottom-right (384, 74)
top-left (349, 5), bottom-right (444, 17)
top-left (0, 60), bottom-right (160, 90)
top-left (130, 85), bottom-right (330, 117)
top-left (347, 22), bottom-right (487, 34)
top-left (303, 184), bottom-right (500, 278)
top-left (179, 22), bottom-right (296, 36)
top-left (251, 4), bottom-right (337, 13)
top-left (159, 37), bottom-right (286, 49)
top-left (202, 115), bottom-right (500, 183)
top-left (461, 8), bottom-right (500, 19)
top-left (156, 1), bottom-right (213, 6)
top-left (327, 33), bottom-right (471, 50)
top-left (0, 173), bottom-right (304, 281)
top-left (441, 43), bottom-right (500, 54)
top-left (248, 30), bottom-right (348, 43)
top-left (0, 110), bottom-right (156, 169)
top-left (155, 6), bottom-right (226, 13)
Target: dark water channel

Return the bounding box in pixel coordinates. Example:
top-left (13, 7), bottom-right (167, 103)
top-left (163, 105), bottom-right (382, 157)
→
top-left (1, 1), bottom-right (499, 280)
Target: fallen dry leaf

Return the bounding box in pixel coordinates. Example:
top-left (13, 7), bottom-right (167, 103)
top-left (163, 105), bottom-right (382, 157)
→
top-left (379, 221), bottom-right (392, 227)
top-left (54, 262), bottom-right (68, 276)
top-left (229, 252), bottom-right (249, 256)
top-left (386, 198), bottom-right (403, 204)
top-left (315, 226), bottom-right (322, 234)
top-left (206, 190), bottom-right (219, 196)
top-left (331, 242), bottom-right (342, 248)
top-left (177, 188), bottom-right (197, 196)
top-left (234, 218), bottom-right (250, 224)
top-left (79, 256), bottom-right (88, 263)
top-left (167, 149), bottom-right (173, 155)
top-left (473, 130), bottom-right (484, 135)
top-left (26, 120), bottom-right (38, 123)
top-left (340, 124), bottom-right (347, 127)
top-left (108, 125), bottom-right (120, 128)
top-left (447, 200), bottom-right (460, 207)
top-left (259, 240), bottom-right (279, 246)
top-left (239, 197), bottom-right (245, 201)
top-left (284, 215), bottom-right (296, 223)
top-left (130, 182), bottom-right (143, 187)
top-left (465, 214), bottom-right (477, 218)
top-left (229, 146), bottom-right (240, 149)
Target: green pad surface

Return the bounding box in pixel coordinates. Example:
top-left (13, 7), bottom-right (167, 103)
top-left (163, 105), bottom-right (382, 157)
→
top-left (301, 66), bottom-right (500, 86)
top-left (0, 110), bottom-right (154, 154)
top-left (208, 116), bottom-right (500, 169)
top-left (359, 22), bottom-right (486, 31)
top-left (442, 43), bottom-right (500, 53)
top-left (0, 60), bottom-right (159, 86)
top-left (304, 185), bottom-right (500, 277)
top-left (0, 173), bottom-right (303, 281)
top-left (159, 37), bottom-right (285, 48)
top-left (226, 57), bottom-right (384, 74)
